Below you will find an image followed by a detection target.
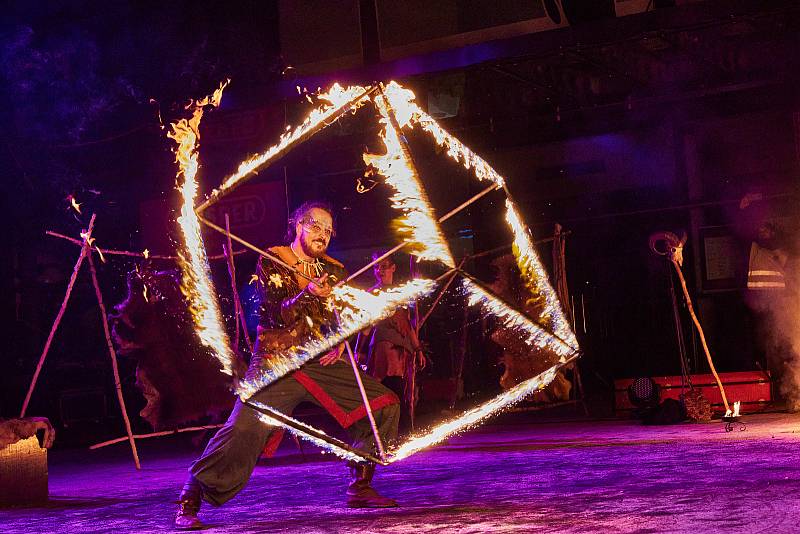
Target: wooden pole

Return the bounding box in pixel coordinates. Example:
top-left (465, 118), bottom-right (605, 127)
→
top-left (341, 336), bottom-right (387, 461)
top-left (21, 214), bottom-right (96, 417)
top-left (90, 424), bottom-right (223, 450)
top-left (88, 253), bottom-right (141, 469)
top-left (224, 214), bottom-right (252, 354)
top-left (670, 259), bottom-right (730, 412)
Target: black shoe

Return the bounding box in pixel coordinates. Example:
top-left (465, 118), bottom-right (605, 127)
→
top-left (346, 462), bottom-right (398, 508)
top-left (174, 477), bottom-right (205, 530)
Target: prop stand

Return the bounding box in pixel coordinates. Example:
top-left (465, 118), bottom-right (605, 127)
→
top-left (21, 214), bottom-right (141, 469)
top-left (649, 231), bottom-right (735, 421)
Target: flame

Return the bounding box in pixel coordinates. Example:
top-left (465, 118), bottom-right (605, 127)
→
top-left (206, 84), bottom-right (372, 205)
top-left (725, 400), bottom-right (741, 418)
top-left (143, 248), bottom-right (150, 259)
top-left (382, 82), bottom-right (505, 188)
top-left (250, 400), bottom-right (366, 463)
top-left (388, 362), bottom-right (567, 462)
top-left (462, 278), bottom-right (576, 358)
top-left (237, 279), bottom-right (436, 399)
top-left (170, 80), bottom-right (236, 375)
top-left (365, 93), bottom-right (454, 267)
top-left (68, 195), bottom-right (82, 214)
top-left (505, 200), bottom-right (578, 349)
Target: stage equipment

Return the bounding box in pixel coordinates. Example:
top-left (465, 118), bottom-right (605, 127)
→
top-left (615, 371), bottom-right (771, 415)
top-left (171, 80), bottom-right (580, 464)
top-left (627, 377), bottom-right (660, 408)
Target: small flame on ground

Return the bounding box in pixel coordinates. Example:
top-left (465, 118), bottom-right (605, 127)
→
top-left (725, 400), bottom-right (741, 418)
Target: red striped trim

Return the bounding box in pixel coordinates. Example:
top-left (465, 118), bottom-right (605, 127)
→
top-left (261, 428), bottom-right (285, 458)
top-left (293, 371), bottom-right (399, 429)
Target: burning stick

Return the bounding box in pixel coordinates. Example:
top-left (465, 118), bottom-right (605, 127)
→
top-left (21, 214), bottom-right (96, 418)
top-left (87, 253), bottom-right (141, 469)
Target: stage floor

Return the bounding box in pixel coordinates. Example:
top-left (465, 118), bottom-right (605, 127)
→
top-left (1, 412), bottom-right (799, 533)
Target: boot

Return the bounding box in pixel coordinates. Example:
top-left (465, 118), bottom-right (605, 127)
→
top-left (174, 476), bottom-right (205, 530)
top-left (346, 462), bottom-right (398, 508)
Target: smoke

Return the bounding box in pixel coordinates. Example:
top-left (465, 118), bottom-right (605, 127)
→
top-left (750, 289), bottom-right (800, 412)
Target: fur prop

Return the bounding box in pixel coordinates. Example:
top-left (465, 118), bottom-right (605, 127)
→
top-left (110, 265), bottom-right (240, 430)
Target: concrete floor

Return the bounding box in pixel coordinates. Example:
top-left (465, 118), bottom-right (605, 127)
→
top-left (1, 413), bottom-right (799, 533)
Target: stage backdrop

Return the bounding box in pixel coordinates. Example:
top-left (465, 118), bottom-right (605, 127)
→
top-left (139, 180), bottom-right (288, 256)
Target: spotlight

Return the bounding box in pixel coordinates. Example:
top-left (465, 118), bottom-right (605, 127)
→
top-left (628, 377), bottom-right (660, 408)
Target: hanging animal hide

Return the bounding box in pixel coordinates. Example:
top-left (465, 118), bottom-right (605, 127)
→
top-left (110, 265), bottom-right (240, 430)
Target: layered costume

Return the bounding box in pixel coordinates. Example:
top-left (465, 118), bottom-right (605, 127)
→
top-left (180, 245), bottom-right (400, 518)
top-left (364, 302), bottom-right (419, 432)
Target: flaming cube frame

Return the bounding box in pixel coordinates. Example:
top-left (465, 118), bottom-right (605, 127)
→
top-left (175, 81), bottom-right (579, 464)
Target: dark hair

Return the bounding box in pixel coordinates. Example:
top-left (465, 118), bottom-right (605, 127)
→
top-left (371, 250), bottom-right (396, 264)
top-left (286, 200), bottom-right (335, 241)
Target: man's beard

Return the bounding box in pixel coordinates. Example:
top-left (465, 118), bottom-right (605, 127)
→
top-left (300, 234), bottom-right (328, 258)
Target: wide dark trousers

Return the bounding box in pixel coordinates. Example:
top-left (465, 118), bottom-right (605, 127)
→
top-left (189, 359), bottom-right (400, 506)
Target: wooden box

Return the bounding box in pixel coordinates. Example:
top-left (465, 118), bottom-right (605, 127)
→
top-left (0, 436), bottom-right (48, 506)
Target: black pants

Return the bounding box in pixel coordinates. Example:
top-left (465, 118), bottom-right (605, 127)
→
top-left (189, 359), bottom-right (400, 505)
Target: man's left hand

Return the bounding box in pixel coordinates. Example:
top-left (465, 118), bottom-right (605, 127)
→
top-left (319, 348), bottom-right (341, 366)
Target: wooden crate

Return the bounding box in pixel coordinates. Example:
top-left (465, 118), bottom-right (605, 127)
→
top-left (614, 371), bottom-right (772, 415)
top-left (0, 436), bottom-right (48, 506)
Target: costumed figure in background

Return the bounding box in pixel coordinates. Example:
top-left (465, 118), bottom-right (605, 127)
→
top-left (175, 201), bottom-right (400, 530)
top-left (358, 253), bottom-right (425, 434)
top-left (739, 191), bottom-right (800, 410)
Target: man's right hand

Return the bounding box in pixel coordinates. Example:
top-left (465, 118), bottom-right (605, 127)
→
top-left (307, 273), bottom-right (331, 298)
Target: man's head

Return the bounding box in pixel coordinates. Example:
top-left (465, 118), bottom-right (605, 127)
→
top-left (372, 251), bottom-right (396, 286)
top-left (288, 201), bottom-right (335, 259)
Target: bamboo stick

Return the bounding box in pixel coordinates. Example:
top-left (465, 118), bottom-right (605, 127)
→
top-left (21, 215), bottom-right (96, 417)
top-left (88, 253), bottom-right (141, 469)
top-left (90, 424), bottom-right (223, 449)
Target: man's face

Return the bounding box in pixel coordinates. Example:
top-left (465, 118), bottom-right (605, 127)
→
top-left (296, 207), bottom-right (334, 258)
top-left (373, 258), bottom-right (396, 285)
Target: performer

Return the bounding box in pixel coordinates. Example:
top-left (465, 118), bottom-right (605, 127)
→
top-left (358, 252), bottom-right (424, 434)
top-left (175, 201), bottom-right (400, 530)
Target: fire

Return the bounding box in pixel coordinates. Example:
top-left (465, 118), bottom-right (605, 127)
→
top-left (505, 199), bottom-right (578, 349)
top-left (382, 82), bottom-right (505, 188)
top-left (237, 279), bottom-right (436, 399)
top-left (250, 400), bottom-right (366, 463)
top-left (68, 195), bottom-right (82, 214)
top-left (725, 400), bottom-right (741, 418)
top-left (366, 92), bottom-right (454, 267)
top-left (462, 278), bottom-right (576, 358)
top-left (170, 80), bottom-right (236, 375)
top-left (204, 84), bottom-right (372, 208)
top-left (388, 362), bottom-right (568, 462)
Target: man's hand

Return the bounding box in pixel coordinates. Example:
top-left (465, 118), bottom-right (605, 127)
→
top-left (319, 346), bottom-right (342, 366)
top-left (307, 273), bottom-right (331, 298)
